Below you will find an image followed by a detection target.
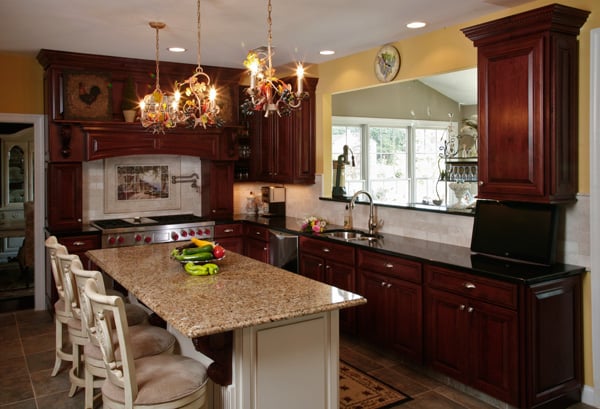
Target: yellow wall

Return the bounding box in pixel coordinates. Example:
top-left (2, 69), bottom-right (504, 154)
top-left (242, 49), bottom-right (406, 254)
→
top-left (0, 52), bottom-right (44, 114)
top-left (316, 0), bottom-right (598, 388)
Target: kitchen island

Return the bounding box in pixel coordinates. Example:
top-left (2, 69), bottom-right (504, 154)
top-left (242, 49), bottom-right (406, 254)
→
top-left (87, 243), bottom-right (365, 409)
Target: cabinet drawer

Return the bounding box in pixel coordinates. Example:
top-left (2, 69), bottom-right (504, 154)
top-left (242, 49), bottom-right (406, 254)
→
top-left (214, 223), bottom-right (243, 238)
top-left (244, 224), bottom-right (269, 241)
top-left (57, 234), bottom-right (101, 253)
top-left (426, 265), bottom-right (518, 309)
top-left (299, 236), bottom-right (355, 265)
top-left (357, 250), bottom-right (421, 284)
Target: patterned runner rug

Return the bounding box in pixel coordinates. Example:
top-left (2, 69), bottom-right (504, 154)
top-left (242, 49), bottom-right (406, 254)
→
top-left (340, 361), bottom-right (411, 409)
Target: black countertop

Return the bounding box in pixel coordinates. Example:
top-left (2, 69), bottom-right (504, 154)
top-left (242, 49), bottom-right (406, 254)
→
top-left (228, 214), bottom-right (586, 285)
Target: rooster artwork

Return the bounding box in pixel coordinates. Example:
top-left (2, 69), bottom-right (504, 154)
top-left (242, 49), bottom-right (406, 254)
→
top-left (63, 72), bottom-right (112, 120)
top-left (78, 82), bottom-right (101, 105)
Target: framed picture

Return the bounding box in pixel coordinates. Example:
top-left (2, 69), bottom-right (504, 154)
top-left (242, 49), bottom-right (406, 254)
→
top-left (104, 156), bottom-right (181, 213)
top-left (63, 71), bottom-right (113, 120)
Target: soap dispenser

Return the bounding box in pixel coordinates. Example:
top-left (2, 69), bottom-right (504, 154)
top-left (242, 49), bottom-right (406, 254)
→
top-left (343, 204), bottom-right (353, 229)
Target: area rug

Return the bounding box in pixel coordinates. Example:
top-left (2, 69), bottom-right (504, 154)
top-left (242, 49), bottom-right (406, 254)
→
top-left (339, 360), bottom-right (411, 409)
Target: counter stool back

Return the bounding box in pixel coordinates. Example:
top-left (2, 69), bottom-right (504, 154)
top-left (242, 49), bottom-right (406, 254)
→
top-left (85, 278), bottom-right (208, 409)
top-left (44, 236), bottom-right (73, 377)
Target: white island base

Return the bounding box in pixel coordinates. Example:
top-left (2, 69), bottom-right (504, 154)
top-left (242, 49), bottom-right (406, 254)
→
top-left (169, 310), bottom-right (340, 409)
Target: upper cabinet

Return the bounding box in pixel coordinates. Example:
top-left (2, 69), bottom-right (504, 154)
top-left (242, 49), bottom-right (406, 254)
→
top-left (242, 77), bottom-right (318, 184)
top-left (462, 4), bottom-right (589, 203)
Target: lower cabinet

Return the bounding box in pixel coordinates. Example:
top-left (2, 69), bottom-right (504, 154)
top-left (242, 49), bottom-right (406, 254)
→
top-left (214, 223), bottom-right (243, 254)
top-left (356, 249), bottom-right (423, 363)
top-left (299, 236), bottom-right (356, 333)
top-left (244, 224), bottom-right (269, 263)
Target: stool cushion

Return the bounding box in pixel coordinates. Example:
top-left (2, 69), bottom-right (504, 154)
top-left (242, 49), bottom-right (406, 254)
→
top-left (124, 303), bottom-right (149, 326)
top-left (101, 354), bottom-right (207, 405)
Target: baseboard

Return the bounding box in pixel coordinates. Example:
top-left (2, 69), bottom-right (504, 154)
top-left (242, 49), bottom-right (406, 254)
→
top-left (581, 384), bottom-right (598, 407)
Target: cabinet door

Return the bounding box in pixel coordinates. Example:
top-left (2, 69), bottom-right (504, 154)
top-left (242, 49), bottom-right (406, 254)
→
top-left (324, 260), bottom-right (355, 333)
top-left (425, 287), bottom-right (469, 382)
top-left (477, 36), bottom-right (545, 200)
top-left (201, 161), bottom-right (233, 219)
top-left (47, 162), bottom-right (82, 231)
top-left (299, 253), bottom-right (324, 282)
top-left (468, 299), bottom-right (519, 405)
top-left (245, 238), bottom-right (269, 263)
top-left (357, 270), bottom-right (390, 345)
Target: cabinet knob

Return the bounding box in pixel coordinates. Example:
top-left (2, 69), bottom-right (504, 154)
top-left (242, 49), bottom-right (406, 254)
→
top-left (380, 281), bottom-right (387, 287)
top-left (263, 247), bottom-right (268, 251)
top-left (464, 282), bottom-right (476, 289)
top-left (385, 263), bottom-right (394, 269)
top-left (326, 265), bottom-right (331, 270)
top-left (467, 307), bottom-right (474, 313)
top-left (72, 241), bottom-right (85, 246)
top-left (459, 304), bottom-right (466, 310)
top-left (386, 283), bottom-right (392, 288)
top-left (256, 231), bottom-right (262, 235)
top-left (224, 228), bottom-right (234, 233)
top-left (479, 180), bottom-right (484, 186)
top-left (322, 248), bottom-right (330, 253)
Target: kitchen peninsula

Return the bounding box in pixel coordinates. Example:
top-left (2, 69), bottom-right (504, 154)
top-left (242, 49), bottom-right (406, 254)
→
top-left (86, 243), bottom-right (365, 409)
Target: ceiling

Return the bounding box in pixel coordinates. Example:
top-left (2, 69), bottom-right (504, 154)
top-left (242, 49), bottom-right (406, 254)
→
top-left (1, 0), bottom-right (535, 69)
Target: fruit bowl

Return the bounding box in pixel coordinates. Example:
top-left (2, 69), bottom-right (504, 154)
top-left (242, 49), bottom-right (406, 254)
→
top-left (170, 240), bottom-right (226, 266)
top-left (173, 255), bottom-right (225, 265)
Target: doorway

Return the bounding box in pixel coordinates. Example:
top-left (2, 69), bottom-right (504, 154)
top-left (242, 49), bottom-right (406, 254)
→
top-left (0, 114), bottom-right (45, 312)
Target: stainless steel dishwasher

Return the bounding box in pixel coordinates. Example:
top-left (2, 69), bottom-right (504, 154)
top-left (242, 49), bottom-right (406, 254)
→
top-left (268, 229), bottom-right (298, 273)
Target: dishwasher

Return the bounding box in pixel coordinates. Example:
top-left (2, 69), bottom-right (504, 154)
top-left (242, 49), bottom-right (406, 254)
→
top-left (268, 229), bottom-right (299, 273)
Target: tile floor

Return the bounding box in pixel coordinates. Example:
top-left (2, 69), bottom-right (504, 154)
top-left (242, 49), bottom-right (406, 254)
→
top-left (0, 308), bottom-right (595, 409)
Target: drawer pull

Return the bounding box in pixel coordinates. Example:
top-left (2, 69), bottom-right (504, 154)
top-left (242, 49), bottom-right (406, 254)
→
top-left (224, 228), bottom-right (234, 233)
top-left (386, 283), bottom-right (392, 288)
top-left (385, 263), bottom-right (394, 268)
top-left (464, 282), bottom-right (476, 289)
top-left (72, 241), bottom-right (86, 246)
top-left (467, 307), bottom-right (474, 313)
top-left (326, 265), bottom-right (331, 270)
top-left (256, 231), bottom-right (262, 236)
top-left (459, 304), bottom-right (466, 310)
top-left (381, 281), bottom-right (386, 287)
top-left (322, 248), bottom-right (330, 253)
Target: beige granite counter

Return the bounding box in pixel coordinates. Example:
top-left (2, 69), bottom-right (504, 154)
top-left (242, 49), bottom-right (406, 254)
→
top-left (86, 242), bottom-right (366, 339)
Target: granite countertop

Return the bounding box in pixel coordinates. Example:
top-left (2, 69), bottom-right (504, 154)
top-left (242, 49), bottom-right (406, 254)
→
top-left (229, 215), bottom-right (586, 285)
top-left (86, 243), bottom-right (366, 339)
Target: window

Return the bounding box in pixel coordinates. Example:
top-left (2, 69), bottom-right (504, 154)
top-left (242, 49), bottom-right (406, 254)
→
top-left (332, 117), bottom-right (454, 205)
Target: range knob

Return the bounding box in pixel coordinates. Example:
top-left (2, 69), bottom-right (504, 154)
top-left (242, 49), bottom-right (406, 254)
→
top-left (204, 228), bottom-right (211, 235)
top-left (181, 230), bottom-right (188, 238)
top-left (117, 236), bottom-right (125, 244)
top-left (134, 234), bottom-right (142, 242)
top-left (107, 236), bottom-right (116, 245)
top-left (189, 230), bottom-right (196, 236)
top-left (144, 236), bottom-right (152, 243)
top-left (171, 231), bottom-right (179, 241)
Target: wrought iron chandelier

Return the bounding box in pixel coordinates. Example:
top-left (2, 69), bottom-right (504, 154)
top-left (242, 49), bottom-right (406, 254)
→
top-left (139, 22), bottom-right (179, 134)
top-left (174, 0), bottom-right (222, 128)
top-left (242, 0), bottom-right (308, 117)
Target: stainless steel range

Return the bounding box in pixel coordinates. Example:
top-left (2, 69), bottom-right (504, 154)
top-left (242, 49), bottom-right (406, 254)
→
top-left (91, 214), bottom-right (214, 248)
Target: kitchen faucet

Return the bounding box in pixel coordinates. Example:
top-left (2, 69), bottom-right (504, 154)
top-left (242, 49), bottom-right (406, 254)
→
top-left (349, 190), bottom-right (377, 236)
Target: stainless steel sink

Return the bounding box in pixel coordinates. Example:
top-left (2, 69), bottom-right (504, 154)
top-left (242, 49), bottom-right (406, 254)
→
top-left (321, 229), bottom-right (379, 243)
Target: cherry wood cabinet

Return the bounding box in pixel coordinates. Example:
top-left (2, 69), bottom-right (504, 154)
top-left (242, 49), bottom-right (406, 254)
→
top-left (244, 224), bottom-right (270, 264)
top-left (246, 77), bottom-right (318, 184)
top-left (200, 161), bottom-right (234, 220)
top-left (47, 163), bottom-right (82, 231)
top-left (214, 223), bottom-right (244, 254)
top-left (298, 236), bottom-right (356, 333)
top-left (425, 264), bottom-right (582, 408)
top-left (356, 250), bottom-right (423, 363)
top-left (462, 5), bottom-right (589, 203)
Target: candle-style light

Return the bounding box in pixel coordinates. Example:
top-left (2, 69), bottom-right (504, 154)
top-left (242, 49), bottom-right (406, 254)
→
top-left (174, 0), bottom-right (222, 128)
top-left (139, 22), bottom-right (179, 133)
top-left (241, 0), bottom-right (308, 117)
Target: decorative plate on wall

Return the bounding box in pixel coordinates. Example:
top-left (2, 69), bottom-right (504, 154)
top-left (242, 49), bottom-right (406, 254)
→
top-left (374, 45), bottom-right (401, 83)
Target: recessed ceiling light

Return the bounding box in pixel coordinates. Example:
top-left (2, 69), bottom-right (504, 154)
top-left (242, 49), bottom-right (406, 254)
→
top-left (320, 50), bottom-right (335, 55)
top-left (168, 47), bottom-right (186, 53)
top-left (407, 21), bottom-right (426, 29)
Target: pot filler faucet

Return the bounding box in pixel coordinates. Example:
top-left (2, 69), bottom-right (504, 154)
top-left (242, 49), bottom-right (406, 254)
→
top-left (349, 190), bottom-right (378, 235)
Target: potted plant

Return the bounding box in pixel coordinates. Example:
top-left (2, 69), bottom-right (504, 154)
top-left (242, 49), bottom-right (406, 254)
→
top-left (121, 76), bottom-right (137, 122)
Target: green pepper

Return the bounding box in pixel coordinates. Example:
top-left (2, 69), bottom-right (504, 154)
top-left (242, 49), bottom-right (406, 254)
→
top-left (183, 245), bottom-right (214, 255)
top-left (184, 262), bottom-right (209, 276)
top-left (173, 251), bottom-right (214, 261)
top-left (204, 263), bottom-right (220, 275)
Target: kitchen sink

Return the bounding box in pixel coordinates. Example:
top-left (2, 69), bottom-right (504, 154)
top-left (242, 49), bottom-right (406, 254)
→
top-left (321, 229), bottom-right (380, 243)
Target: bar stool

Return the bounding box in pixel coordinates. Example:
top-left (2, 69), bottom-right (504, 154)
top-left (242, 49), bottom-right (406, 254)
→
top-left (66, 255), bottom-right (179, 409)
top-left (85, 278), bottom-right (208, 409)
top-left (44, 236), bottom-right (73, 377)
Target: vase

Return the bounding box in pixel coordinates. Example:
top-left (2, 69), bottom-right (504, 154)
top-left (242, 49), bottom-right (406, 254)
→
top-left (123, 110), bottom-right (136, 122)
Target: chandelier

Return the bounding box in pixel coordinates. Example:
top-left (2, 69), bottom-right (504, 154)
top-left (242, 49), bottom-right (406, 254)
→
top-left (242, 0), bottom-right (308, 117)
top-left (174, 0), bottom-right (222, 129)
top-left (139, 22), bottom-right (179, 134)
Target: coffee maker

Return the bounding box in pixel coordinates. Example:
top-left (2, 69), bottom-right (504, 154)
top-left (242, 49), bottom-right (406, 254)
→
top-left (261, 186), bottom-right (286, 217)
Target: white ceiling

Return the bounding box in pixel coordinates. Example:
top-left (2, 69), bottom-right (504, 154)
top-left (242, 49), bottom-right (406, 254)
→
top-left (1, 0), bottom-right (535, 69)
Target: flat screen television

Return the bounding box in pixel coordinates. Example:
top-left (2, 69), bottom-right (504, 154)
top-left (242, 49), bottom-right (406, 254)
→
top-left (470, 200), bottom-right (558, 265)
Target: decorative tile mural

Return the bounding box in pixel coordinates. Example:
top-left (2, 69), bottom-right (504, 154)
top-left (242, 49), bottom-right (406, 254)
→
top-left (116, 165), bottom-right (169, 200)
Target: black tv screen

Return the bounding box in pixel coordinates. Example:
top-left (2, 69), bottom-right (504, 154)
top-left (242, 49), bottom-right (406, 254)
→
top-left (470, 200), bottom-right (558, 265)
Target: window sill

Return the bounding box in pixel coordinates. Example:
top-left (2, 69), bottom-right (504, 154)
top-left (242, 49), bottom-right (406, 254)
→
top-left (319, 196), bottom-right (475, 216)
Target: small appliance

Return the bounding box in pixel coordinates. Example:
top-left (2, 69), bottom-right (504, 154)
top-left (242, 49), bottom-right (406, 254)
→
top-left (261, 186), bottom-right (286, 217)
